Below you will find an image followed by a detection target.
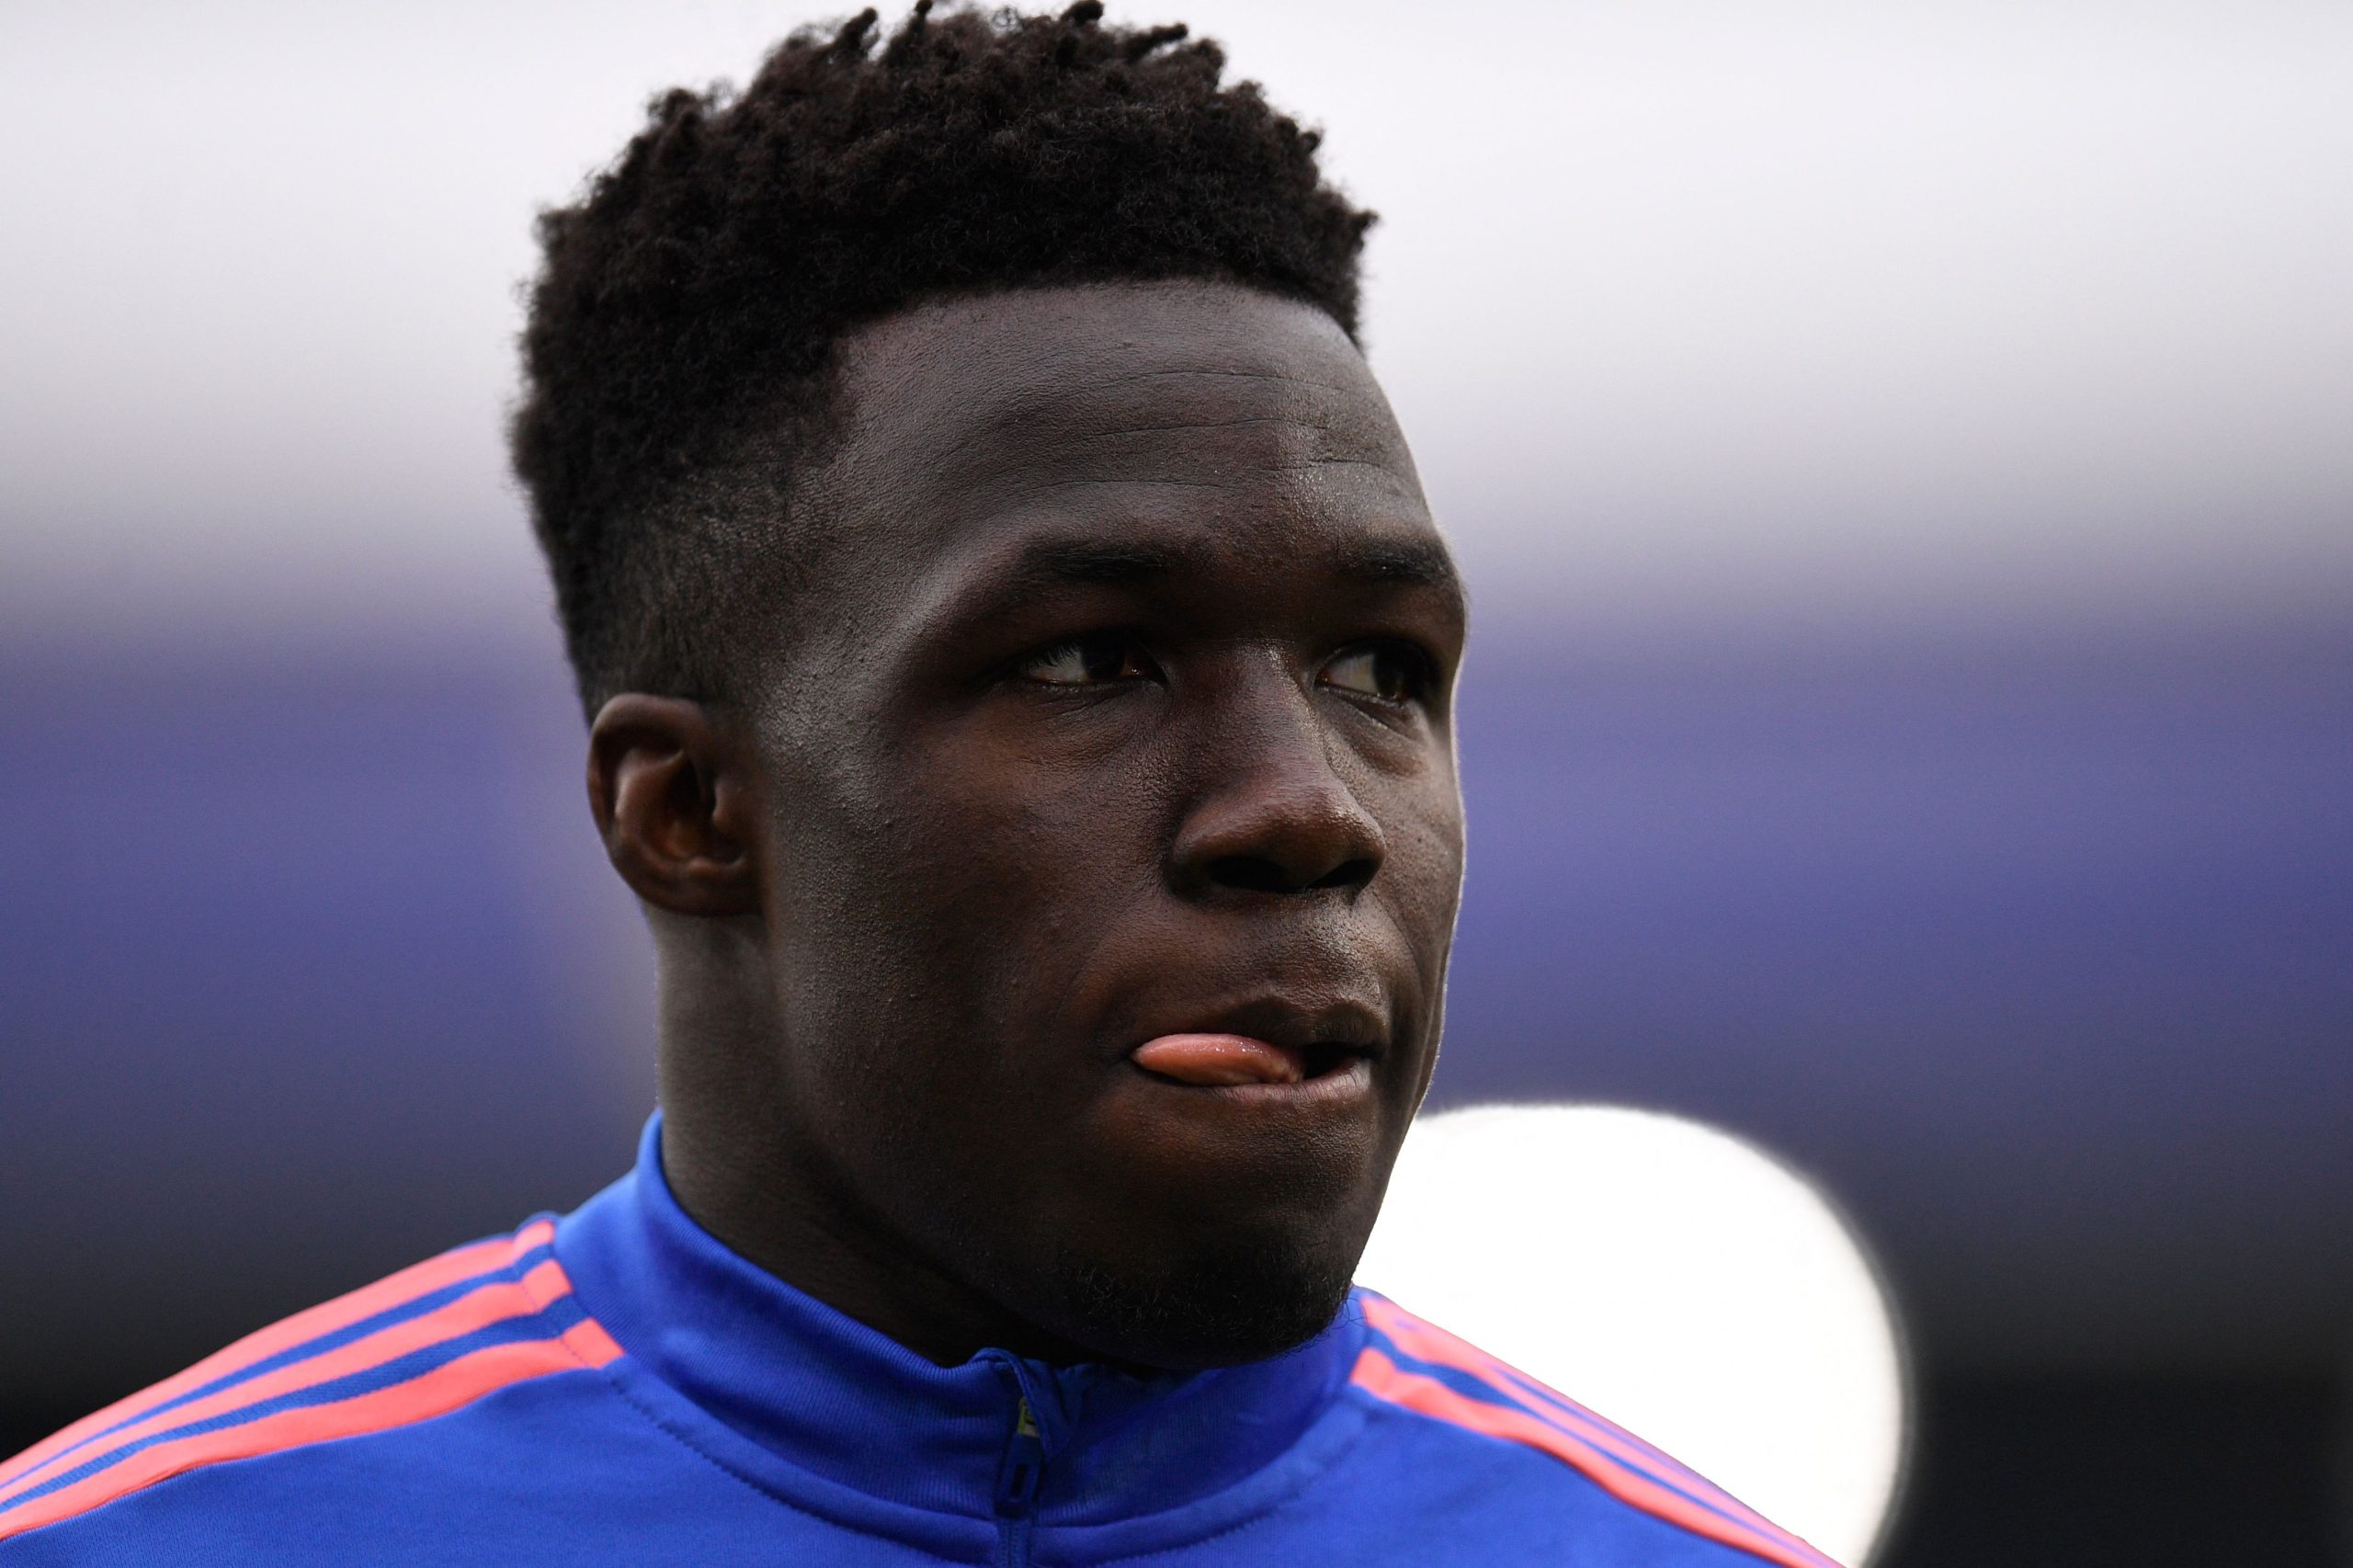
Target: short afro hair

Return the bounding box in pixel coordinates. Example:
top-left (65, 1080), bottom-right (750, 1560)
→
top-left (511, 1), bottom-right (1375, 717)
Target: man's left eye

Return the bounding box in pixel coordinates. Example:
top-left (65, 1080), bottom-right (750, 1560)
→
top-left (1320, 643), bottom-right (1426, 704)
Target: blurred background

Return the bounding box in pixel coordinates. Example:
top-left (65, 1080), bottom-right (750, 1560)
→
top-left (3, 2), bottom-right (2347, 1561)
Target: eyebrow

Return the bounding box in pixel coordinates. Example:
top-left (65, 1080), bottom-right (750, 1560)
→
top-left (1005, 540), bottom-right (1176, 592)
top-left (993, 533), bottom-right (1461, 598)
top-left (1336, 537), bottom-right (1461, 593)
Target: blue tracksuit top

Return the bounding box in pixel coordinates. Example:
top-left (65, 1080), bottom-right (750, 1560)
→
top-left (1, 1118), bottom-right (1840, 1565)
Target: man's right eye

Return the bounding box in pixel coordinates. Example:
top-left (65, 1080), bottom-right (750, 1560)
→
top-left (1017, 632), bottom-right (1155, 687)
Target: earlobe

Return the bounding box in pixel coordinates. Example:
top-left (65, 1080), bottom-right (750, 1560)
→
top-left (587, 695), bottom-right (762, 917)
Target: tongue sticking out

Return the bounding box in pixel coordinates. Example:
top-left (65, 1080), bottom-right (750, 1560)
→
top-left (1132, 1032), bottom-right (1308, 1086)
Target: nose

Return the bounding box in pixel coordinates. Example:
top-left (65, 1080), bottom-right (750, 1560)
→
top-left (1169, 672), bottom-right (1386, 899)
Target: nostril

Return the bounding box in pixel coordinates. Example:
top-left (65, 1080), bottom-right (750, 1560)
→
top-left (1311, 857), bottom-right (1377, 892)
top-left (1207, 855), bottom-right (1294, 893)
top-left (1204, 854), bottom-right (1378, 895)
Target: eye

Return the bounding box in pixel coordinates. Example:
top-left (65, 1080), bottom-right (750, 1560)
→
top-left (1320, 642), bottom-right (1427, 705)
top-left (1017, 631), bottom-right (1156, 687)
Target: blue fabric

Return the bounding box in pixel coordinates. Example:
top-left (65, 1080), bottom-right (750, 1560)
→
top-left (2, 1117), bottom-right (1826, 1565)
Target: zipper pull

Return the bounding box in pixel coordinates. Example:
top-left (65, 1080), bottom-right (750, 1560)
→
top-left (995, 1396), bottom-right (1046, 1517)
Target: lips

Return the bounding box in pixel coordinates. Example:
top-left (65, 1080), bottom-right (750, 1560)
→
top-left (1128, 1001), bottom-right (1385, 1090)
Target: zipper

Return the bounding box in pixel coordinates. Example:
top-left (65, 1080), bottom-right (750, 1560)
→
top-left (994, 1395), bottom-right (1046, 1568)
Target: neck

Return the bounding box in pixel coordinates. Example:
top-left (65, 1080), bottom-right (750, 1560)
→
top-left (650, 927), bottom-right (1096, 1369)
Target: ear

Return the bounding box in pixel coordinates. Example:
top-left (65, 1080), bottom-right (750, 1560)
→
top-left (586, 694), bottom-right (761, 917)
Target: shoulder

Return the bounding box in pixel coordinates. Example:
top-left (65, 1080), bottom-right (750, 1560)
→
top-left (0, 1219), bottom-right (625, 1557)
top-left (1339, 1290), bottom-right (1846, 1568)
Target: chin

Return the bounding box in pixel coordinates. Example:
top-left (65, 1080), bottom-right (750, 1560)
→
top-left (1044, 1233), bottom-right (1362, 1370)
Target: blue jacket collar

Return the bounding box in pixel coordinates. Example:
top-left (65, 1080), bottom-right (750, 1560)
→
top-left (554, 1116), bottom-right (1364, 1525)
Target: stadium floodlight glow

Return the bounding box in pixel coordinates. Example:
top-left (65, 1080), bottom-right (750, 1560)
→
top-left (1356, 1104), bottom-right (1909, 1567)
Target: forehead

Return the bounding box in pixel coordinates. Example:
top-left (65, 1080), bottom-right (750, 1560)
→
top-left (798, 280), bottom-right (1438, 592)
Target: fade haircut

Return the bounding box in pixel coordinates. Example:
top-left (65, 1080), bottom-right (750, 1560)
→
top-left (511, 1), bottom-right (1375, 716)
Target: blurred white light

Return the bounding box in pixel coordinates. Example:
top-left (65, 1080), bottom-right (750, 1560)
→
top-left (1357, 1103), bottom-right (1907, 1566)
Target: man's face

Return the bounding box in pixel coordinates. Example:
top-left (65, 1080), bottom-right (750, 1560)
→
top-left (738, 281), bottom-right (1465, 1368)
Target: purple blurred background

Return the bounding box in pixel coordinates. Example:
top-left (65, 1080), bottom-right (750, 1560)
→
top-left (4, 3), bottom-right (2348, 1560)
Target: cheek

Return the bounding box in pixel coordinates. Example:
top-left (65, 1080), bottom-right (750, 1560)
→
top-left (817, 739), bottom-right (1168, 1053)
top-left (925, 728), bottom-right (1166, 897)
top-left (1369, 776), bottom-right (1468, 939)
